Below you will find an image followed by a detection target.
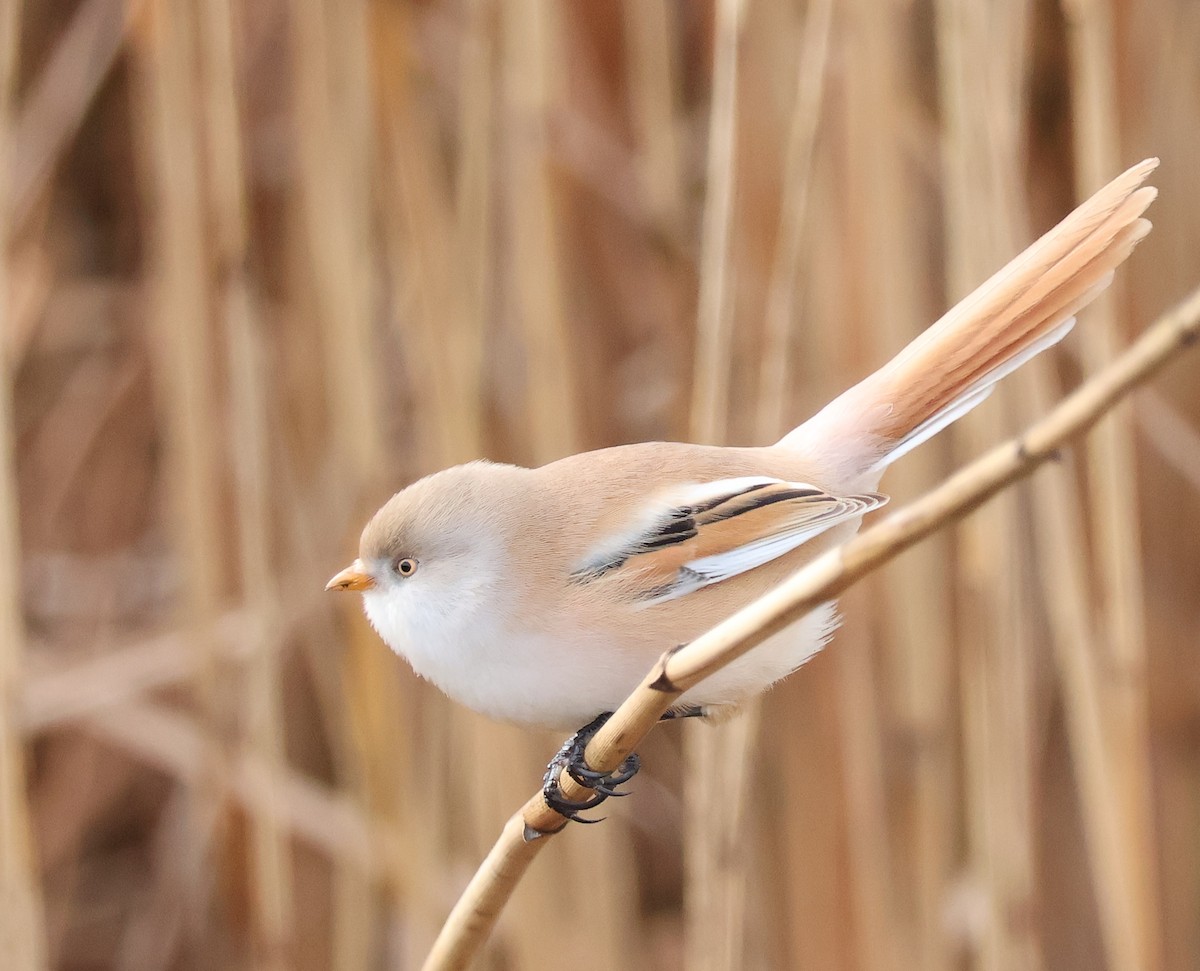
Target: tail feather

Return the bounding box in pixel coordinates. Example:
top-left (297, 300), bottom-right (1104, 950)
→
top-left (876, 313), bottom-right (1078, 471)
top-left (779, 159), bottom-right (1158, 482)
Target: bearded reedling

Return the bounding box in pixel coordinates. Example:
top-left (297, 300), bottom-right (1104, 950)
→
top-left (329, 159), bottom-right (1157, 820)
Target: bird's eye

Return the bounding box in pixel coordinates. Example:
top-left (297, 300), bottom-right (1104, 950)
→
top-left (395, 557), bottom-right (418, 578)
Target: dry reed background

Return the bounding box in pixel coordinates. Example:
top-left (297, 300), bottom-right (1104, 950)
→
top-left (2, 1), bottom-right (1199, 970)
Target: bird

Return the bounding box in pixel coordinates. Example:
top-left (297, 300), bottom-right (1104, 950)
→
top-left (328, 159), bottom-right (1156, 816)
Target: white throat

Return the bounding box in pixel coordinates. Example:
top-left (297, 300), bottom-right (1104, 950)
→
top-left (359, 555), bottom-right (530, 718)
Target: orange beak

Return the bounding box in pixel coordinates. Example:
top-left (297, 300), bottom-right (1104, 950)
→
top-left (325, 559), bottom-right (376, 592)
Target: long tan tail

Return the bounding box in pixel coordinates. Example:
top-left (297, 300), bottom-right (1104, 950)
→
top-left (781, 158), bottom-right (1157, 483)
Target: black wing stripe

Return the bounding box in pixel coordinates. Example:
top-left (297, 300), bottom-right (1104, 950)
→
top-left (570, 510), bottom-right (697, 581)
top-left (698, 486), bottom-right (828, 524)
top-left (683, 480), bottom-right (774, 516)
top-left (651, 516), bottom-right (699, 539)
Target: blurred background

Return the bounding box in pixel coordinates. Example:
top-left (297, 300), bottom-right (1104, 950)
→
top-left (2, 0), bottom-right (1199, 969)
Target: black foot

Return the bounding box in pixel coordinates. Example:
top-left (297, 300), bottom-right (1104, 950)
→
top-left (542, 713), bottom-right (641, 823)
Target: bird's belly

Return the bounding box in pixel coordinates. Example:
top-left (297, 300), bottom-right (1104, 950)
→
top-left (412, 601), bottom-right (838, 729)
top-left (674, 601), bottom-right (838, 709)
top-left (400, 624), bottom-right (653, 729)
top-left (371, 580), bottom-right (839, 729)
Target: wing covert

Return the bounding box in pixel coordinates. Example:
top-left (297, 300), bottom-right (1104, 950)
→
top-left (569, 477), bottom-right (886, 605)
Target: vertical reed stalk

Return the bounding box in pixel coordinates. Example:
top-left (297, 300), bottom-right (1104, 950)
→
top-left (773, 672), bottom-right (846, 969)
top-left (1021, 365), bottom-right (1145, 971)
top-left (291, 0), bottom-right (383, 489)
top-left (755, 0), bottom-right (831, 443)
top-left (840, 0), bottom-right (943, 965)
top-left (0, 1), bottom-right (48, 965)
top-left (689, 0), bottom-right (743, 449)
top-left (500, 0), bottom-right (578, 462)
top-left (1063, 2), bottom-right (1162, 966)
top-left (621, 0), bottom-right (686, 243)
top-left (7, 0), bottom-right (133, 235)
top-left (290, 3), bottom-right (391, 968)
top-left (197, 3), bottom-right (294, 967)
top-left (685, 2), bottom-right (752, 968)
top-left (370, 1), bottom-right (505, 961)
top-left (138, 0), bottom-right (230, 950)
top-left (454, 0), bottom-right (496, 459)
top-left (934, 3), bottom-right (1042, 970)
top-left (374, 2), bottom-right (485, 470)
top-left (834, 624), bottom-right (900, 971)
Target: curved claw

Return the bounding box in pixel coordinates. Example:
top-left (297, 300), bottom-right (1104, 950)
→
top-left (570, 754), bottom-right (639, 786)
top-left (541, 713), bottom-right (644, 823)
top-left (543, 763), bottom-right (604, 806)
top-left (542, 788), bottom-right (606, 822)
top-left (568, 763), bottom-right (610, 783)
top-left (564, 811), bottom-right (607, 825)
top-left (570, 760), bottom-right (639, 795)
top-left (605, 756), bottom-right (641, 786)
top-left (549, 790), bottom-right (606, 812)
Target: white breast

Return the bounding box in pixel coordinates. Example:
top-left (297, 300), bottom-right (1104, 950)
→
top-left (361, 584), bottom-right (640, 727)
top-left (361, 579), bottom-right (839, 728)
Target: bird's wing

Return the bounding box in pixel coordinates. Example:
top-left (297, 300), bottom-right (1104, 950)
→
top-left (569, 476), bottom-right (887, 605)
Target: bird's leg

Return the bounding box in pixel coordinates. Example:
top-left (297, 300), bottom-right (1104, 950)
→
top-left (541, 707), bottom-right (706, 822)
top-left (542, 712), bottom-right (641, 823)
